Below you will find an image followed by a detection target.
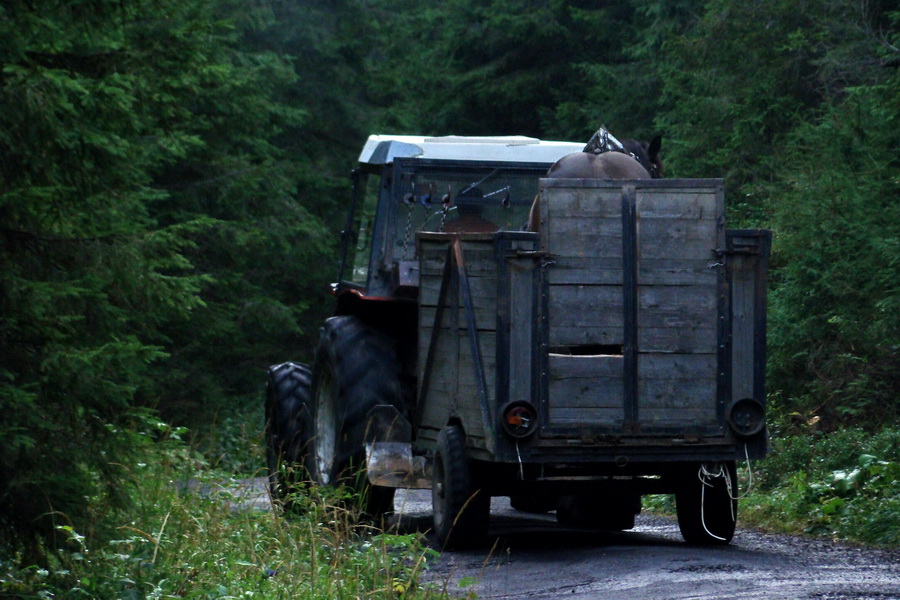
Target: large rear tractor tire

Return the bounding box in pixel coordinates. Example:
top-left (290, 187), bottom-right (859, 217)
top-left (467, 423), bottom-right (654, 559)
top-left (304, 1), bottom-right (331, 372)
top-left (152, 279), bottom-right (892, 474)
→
top-left (432, 425), bottom-right (490, 549)
top-left (265, 362), bottom-right (313, 510)
top-left (308, 316), bottom-right (402, 518)
top-left (675, 461), bottom-right (738, 545)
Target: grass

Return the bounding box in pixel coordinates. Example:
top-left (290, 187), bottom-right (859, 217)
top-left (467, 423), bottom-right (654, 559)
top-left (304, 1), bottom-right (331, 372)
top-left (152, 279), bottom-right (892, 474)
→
top-left (0, 415), bottom-right (449, 600)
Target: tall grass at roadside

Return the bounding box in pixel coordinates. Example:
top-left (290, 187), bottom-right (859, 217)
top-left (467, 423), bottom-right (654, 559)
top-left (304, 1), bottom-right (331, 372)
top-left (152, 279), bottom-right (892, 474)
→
top-left (1, 422), bottom-right (447, 599)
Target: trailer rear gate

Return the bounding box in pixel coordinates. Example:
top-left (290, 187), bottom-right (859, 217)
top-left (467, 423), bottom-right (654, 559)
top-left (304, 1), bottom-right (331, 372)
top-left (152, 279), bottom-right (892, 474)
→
top-left (539, 179), bottom-right (725, 436)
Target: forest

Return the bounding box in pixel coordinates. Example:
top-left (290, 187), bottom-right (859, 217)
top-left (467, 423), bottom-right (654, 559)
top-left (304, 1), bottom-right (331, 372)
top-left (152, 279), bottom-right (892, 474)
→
top-left (1, 0), bottom-right (898, 594)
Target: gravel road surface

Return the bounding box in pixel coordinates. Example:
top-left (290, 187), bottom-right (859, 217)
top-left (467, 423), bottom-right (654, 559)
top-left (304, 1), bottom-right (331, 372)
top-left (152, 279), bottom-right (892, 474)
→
top-left (392, 489), bottom-right (900, 600)
top-left (228, 480), bottom-right (898, 599)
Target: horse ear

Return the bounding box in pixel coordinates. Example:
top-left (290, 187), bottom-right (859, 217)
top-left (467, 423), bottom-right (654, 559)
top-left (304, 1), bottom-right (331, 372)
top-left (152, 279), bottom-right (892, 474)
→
top-left (647, 135), bottom-right (662, 159)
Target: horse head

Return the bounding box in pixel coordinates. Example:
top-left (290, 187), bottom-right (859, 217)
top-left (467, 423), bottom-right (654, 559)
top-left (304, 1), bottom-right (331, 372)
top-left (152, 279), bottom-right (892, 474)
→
top-left (621, 136), bottom-right (663, 179)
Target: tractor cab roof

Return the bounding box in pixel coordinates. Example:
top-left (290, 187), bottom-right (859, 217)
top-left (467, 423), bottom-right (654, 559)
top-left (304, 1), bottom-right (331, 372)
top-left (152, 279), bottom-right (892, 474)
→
top-left (358, 134), bottom-right (583, 167)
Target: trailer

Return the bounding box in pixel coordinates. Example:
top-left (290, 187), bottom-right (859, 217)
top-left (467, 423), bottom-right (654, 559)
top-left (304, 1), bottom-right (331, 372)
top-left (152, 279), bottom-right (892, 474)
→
top-left (265, 135), bottom-right (770, 549)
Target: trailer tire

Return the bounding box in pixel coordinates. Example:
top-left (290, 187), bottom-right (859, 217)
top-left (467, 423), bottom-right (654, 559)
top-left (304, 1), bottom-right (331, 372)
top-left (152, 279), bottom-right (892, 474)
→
top-left (308, 316), bottom-right (400, 517)
top-left (556, 493), bottom-right (640, 530)
top-left (676, 461), bottom-right (738, 545)
top-left (265, 362), bottom-right (313, 509)
top-left (432, 425), bottom-right (490, 549)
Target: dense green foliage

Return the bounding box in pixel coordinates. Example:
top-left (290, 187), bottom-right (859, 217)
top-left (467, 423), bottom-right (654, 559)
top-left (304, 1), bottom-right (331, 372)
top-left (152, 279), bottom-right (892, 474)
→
top-left (0, 0), bottom-right (336, 559)
top-left (1, 0), bottom-right (898, 575)
top-left (742, 428), bottom-right (900, 546)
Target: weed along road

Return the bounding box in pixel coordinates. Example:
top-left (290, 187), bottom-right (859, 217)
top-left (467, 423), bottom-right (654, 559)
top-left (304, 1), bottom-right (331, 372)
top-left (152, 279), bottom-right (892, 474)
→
top-left (389, 489), bottom-right (900, 600)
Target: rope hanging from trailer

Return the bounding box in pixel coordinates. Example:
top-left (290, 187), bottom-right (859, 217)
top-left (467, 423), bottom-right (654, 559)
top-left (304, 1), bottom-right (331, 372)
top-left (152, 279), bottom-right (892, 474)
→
top-left (697, 445), bottom-right (754, 541)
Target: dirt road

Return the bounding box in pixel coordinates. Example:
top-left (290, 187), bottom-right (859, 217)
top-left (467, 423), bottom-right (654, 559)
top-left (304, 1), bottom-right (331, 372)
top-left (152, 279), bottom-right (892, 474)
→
top-left (231, 480), bottom-right (898, 599)
top-left (392, 490), bottom-right (900, 600)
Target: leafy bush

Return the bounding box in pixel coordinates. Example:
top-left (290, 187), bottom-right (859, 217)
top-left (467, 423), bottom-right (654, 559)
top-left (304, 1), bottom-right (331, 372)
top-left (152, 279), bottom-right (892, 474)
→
top-left (741, 428), bottom-right (900, 546)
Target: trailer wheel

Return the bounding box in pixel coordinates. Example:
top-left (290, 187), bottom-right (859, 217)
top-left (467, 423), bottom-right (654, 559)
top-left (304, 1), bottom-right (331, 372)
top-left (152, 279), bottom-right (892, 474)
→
top-left (556, 493), bottom-right (640, 530)
top-left (308, 316), bottom-right (400, 517)
top-left (676, 461), bottom-right (738, 545)
top-left (265, 362), bottom-right (313, 509)
top-left (432, 425), bottom-right (490, 549)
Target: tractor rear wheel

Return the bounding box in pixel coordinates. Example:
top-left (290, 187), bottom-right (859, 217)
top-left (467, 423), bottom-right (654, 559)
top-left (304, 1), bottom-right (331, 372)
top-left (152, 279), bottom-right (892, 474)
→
top-left (308, 316), bottom-right (402, 517)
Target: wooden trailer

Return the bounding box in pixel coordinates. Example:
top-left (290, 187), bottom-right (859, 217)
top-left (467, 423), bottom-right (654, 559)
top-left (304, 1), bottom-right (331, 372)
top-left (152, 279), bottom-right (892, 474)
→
top-left (411, 178), bottom-right (770, 547)
top-left (266, 135), bottom-right (771, 551)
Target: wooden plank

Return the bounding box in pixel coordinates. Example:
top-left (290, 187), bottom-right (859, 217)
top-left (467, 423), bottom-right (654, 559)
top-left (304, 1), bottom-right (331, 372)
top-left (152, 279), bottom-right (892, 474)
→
top-left (548, 355), bottom-right (624, 425)
top-left (636, 190), bottom-right (719, 219)
top-left (548, 285), bottom-right (623, 321)
top-left (638, 258), bottom-right (718, 286)
top-left (417, 342), bottom-right (457, 432)
top-left (548, 408), bottom-right (625, 426)
top-left (638, 353), bottom-right (718, 380)
top-left (638, 326), bottom-right (717, 354)
top-left (638, 285), bottom-right (718, 329)
top-left (420, 306), bottom-right (497, 333)
top-left (547, 257), bottom-right (624, 286)
top-left (417, 336), bottom-right (458, 404)
top-left (549, 325), bottom-right (624, 347)
top-left (639, 407), bottom-right (718, 427)
top-left (549, 353), bottom-right (624, 377)
top-left (419, 330), bottom-right (497, 369)
top-left (637, 218), bottom-right (719, 261)
top-left (457, 330), bottom-right (497, 375)
top-left (541, 187), bottom-right (622, 219)
top-left (418, 233), bottom-right (507, 453)
top-left (546, 215), bottom-right (622, 246)
top-left (545, 217), bottom-right (623, 260)
top-left (457, 328), bottom-right (496, 445)
top-left (419, 273), bottom-right (496, 305)
top-left (547, 284), bottom-right (624, 346)
top-left (417, 328), bottom-right (498, 441)
top-left (550, 389), bottom-right (624, 409)
top-left (638, 377), bottom-right (717, 410)
top-left (420, 247), bottom-right (498, 276)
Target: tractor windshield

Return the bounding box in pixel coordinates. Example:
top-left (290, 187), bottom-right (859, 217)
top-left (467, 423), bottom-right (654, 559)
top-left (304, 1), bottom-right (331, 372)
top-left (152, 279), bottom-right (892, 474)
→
top-left (390, 160), bottom-right (550, 263)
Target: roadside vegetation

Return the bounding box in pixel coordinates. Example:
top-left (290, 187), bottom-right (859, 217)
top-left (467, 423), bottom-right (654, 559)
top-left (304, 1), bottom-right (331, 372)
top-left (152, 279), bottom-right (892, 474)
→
top-left (2, 1), bottom-right (898, 597)
top-left (1, 410), bottom-right (447, 599)
top-left (740, 427), bottom-right (900, 547)
top-left (649, 427), bottom-right (900, 548)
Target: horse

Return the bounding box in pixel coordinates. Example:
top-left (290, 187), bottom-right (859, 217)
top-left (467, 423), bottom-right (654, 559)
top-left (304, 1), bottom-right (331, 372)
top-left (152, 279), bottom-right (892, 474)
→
top-left (621, 136), bottom-right (663, 179)
top-left (527, 135), bottom-right (662, 231)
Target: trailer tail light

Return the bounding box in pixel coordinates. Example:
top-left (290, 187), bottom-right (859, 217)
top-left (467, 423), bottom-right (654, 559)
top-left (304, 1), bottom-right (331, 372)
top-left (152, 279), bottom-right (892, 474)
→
top-left (726, 398), bottom-right (766, 437)
top-left (501, 401), bottom-right (538, 439)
